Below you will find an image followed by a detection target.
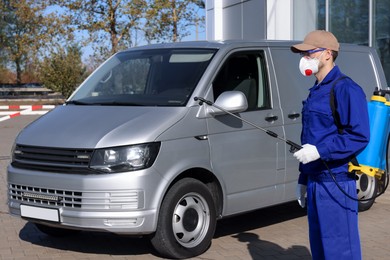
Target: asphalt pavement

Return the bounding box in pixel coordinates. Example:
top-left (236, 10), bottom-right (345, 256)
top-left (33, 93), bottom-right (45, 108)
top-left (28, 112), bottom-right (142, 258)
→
top-left (1, 115), bottom-right (390, 259)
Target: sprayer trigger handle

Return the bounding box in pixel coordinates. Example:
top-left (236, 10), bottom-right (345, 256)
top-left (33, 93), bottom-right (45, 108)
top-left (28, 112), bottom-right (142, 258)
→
top-left (194, 97), bottom-right (213, 106)
top-left (287, 140), bottom-right (302, 153)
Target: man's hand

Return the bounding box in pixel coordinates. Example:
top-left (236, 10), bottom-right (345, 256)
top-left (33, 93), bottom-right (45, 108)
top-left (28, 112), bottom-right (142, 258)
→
top-left (296, 184), bottom-right (307, 208)
top-left (293, 144), bottom-right (320, 164)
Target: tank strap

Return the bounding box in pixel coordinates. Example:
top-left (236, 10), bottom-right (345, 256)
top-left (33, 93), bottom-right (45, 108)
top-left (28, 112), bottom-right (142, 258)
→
top-left (329, 75), bottom-right (360, 166)
top-left (330, 75), bottom-right (349, 134)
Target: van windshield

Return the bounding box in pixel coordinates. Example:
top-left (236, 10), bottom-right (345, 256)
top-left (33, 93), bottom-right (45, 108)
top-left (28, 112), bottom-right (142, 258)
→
top-left (68, 48), bottom-right (216, 106)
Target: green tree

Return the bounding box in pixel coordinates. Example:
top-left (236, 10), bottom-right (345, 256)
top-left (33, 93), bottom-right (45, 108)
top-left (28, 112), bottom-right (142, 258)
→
top-left (57, 0), bottom-right (147, 57)
top-left (0, 4), bottom-right (6, 68)
top-left (39, 45), bottom-right (87, 98)
top-left (0, 66), bottom-right (13, 84)
top-left (0, 0), bottom-right (70, 83)
top-left (144, 0), bottom-right (205, 43)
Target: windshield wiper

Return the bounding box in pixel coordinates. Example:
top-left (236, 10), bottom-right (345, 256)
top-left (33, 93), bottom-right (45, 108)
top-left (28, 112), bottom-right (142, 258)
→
top-left (65, 100), bottom-right (91, 105)
top-left (98, 101), bottom-right (144, 106)
top-left (66, 100), bottom-right (144, 106)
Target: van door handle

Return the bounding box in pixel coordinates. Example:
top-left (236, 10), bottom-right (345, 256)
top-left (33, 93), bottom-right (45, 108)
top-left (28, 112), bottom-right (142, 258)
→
top-left (288, 113), bottom-right (300, 119)
top-left (265, 115), bottom-right (278, 122)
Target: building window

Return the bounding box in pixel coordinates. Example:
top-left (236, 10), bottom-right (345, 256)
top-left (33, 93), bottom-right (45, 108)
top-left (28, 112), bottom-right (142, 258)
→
top-left (317, 0), bottom-right (368, 44)
top-left (375, 0), bottom-right (390, 82)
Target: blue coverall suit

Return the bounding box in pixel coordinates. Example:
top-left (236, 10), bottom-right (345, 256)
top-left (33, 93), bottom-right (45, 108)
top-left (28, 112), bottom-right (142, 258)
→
top-left (298, 65), bottom-right (370, 260)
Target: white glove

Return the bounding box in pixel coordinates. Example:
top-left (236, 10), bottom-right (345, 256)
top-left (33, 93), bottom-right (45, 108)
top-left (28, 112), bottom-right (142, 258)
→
top-left (296, 184), bottom-right (307, 208)
top-left (293, 144), bottom-right (320, 164)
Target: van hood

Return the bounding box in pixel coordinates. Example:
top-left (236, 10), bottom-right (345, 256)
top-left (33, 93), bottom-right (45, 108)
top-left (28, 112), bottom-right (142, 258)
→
top-left (16, 105), bottom-right (187, 149)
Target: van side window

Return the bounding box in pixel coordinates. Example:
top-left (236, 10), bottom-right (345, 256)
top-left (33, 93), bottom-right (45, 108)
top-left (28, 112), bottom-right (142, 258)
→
top-left (213, 51), bottom-right (270, 110)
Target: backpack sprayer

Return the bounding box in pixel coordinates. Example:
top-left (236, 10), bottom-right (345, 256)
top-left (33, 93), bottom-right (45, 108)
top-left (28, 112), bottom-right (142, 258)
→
top-left (349, 89), bottom-right (390, 179)
top-left (347, 89), bottom-right (390, 200)
top-left (194, 91), bottom-right (390, 202)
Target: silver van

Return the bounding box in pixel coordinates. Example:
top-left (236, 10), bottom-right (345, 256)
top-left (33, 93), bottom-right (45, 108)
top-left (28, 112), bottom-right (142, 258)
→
top-left (7, 41), bottom-right (388, 259)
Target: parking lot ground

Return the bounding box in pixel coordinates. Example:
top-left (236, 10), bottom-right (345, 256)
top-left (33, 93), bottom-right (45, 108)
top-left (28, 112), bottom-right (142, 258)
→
top-left (1, 115), bottom-right (390, 259)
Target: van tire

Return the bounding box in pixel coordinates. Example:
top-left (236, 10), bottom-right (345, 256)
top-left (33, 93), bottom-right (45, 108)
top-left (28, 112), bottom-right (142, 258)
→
top-left (356, 174), bottom-right (378, 212)
top-left (150, 178), bottom-right (217, 259)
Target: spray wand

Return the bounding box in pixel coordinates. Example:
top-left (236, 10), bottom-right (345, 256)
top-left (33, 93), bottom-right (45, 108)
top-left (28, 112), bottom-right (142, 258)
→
top-left (194, 96), bottom-right (302, 153)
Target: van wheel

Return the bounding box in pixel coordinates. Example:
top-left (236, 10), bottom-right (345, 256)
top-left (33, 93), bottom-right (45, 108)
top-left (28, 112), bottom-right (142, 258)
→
top-left (150, 178), bottom-right (216, 259)
top-left (35, 223), bottom-right (80, 237)
top-left (356, 174), bottom-right (377, 212)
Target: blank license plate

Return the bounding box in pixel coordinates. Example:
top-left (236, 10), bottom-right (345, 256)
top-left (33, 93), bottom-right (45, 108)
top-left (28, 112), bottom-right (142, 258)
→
top-left (20, 205), bottom-right (60, 222)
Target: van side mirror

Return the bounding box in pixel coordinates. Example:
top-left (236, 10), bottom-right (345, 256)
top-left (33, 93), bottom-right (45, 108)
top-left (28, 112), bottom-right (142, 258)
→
top-left (208, 91), bottom-right (248, 116)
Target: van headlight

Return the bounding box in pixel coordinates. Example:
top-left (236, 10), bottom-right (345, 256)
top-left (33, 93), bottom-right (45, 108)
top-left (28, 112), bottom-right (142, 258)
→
top-left (90, 142), bottom-right (160, 173)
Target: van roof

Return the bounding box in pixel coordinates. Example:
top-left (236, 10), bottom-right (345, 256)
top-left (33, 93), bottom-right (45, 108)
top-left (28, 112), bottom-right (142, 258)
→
top-left (122, 40), bottom-right (373, 53)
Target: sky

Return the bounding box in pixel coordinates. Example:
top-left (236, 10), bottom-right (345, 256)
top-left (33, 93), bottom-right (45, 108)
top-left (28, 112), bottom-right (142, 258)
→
top-left (61, 4), bottom-right (207, 62)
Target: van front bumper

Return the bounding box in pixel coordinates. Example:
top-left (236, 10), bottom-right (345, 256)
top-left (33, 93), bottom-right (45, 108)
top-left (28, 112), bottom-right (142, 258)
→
top-left (7, 165), bottom-right (166, 234)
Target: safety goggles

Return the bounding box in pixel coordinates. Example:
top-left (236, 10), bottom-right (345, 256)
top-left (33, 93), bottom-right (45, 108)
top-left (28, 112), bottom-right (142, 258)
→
top-left (300, 48), bottom-right (326, 57)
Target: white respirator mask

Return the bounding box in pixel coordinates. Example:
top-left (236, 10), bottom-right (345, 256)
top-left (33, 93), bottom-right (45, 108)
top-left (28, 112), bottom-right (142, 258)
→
top-left (299, 50), bottom-right (325, 77)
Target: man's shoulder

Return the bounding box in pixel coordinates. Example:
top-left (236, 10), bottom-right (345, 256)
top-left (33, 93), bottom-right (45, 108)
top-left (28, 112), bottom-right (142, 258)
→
top-left (333, 75), bottom-right (365, 97)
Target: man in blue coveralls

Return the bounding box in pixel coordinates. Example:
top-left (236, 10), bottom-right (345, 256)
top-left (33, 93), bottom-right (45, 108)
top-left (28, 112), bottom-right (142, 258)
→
top-left (291, 30), bottom-right (370, 260)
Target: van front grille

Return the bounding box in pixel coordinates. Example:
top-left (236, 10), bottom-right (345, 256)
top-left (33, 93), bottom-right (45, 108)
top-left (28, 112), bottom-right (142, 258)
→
top-left (8, 183), bottom-right (144, 210)
top-left (9, 184), bottom-right (82, 208)
top-left (12, 145), bottom-right (94, 174)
